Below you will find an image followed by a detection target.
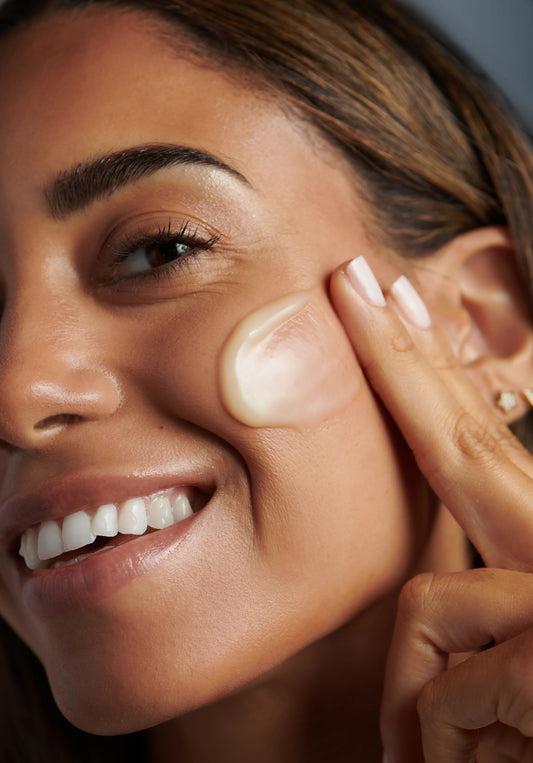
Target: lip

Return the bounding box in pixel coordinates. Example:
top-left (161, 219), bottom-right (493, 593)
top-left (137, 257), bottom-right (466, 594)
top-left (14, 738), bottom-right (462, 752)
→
top-left (0, 470), bottom-right (215, 551)
top-left (19, 509), bottom-right (203, 616)
top-left (0, 470), bottom-right (216, 616)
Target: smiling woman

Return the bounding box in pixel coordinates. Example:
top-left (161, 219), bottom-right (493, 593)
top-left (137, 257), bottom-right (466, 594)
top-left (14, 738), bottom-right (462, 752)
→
top-left (0, 1), bottom-right (532, 762)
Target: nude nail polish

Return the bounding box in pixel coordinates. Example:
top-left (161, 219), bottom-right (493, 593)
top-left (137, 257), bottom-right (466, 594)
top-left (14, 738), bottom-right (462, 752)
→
top-left (390, 275), bottom-right (431, 329)
top-left (346, 255), bottom-right (386, 307)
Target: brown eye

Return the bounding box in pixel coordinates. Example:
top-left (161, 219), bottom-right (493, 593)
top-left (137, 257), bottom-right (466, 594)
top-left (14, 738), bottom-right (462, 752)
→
top-left (111, 239), bottom-right (193, 278)
top-left (106, 220), bottom-right (220, 284)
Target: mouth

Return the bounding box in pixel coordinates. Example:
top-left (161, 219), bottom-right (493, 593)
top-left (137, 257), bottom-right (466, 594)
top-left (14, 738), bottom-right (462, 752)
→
top-left (19, 487), bottom-right (205, 571)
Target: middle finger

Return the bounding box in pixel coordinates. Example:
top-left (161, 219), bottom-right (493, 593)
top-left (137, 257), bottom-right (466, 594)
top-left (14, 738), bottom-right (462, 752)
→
top-left (330, 257), bottom-right (533, 571)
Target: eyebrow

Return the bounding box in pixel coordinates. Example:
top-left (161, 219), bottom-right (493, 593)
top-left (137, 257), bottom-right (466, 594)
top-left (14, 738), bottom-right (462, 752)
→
top-left (46, 144), bottom-right (250, 219)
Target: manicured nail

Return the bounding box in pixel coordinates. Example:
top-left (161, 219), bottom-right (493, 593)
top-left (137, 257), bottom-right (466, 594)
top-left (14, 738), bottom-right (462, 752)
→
top-left (346, 255), bottom-right (386, 307)
top-left (390, 275), bottom-right (431, 329)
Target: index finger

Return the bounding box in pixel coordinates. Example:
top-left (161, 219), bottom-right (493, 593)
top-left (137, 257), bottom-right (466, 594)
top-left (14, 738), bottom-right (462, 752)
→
top-left (329, 256), bottom-right (533, 571)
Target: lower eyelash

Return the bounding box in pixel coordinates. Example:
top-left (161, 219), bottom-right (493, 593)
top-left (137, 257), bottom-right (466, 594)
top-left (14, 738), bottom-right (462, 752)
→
top-left (131, 252), bottom-right (201, 283)
top-left (107, 219), bottom-right (220, 284)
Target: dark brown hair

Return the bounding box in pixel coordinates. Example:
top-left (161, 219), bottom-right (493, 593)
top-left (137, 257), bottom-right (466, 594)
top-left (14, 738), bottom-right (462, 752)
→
top-left (2, 0), bottom-right (533, 280)
top-left (0, 0), bottom-right (532, 759)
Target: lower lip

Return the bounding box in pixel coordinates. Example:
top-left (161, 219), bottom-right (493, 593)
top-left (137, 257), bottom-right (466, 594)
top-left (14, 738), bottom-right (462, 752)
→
top-left (19, 512), bottom-right (199, 617)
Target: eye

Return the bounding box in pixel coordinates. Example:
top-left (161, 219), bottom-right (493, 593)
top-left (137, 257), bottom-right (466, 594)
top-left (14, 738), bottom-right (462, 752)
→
top-left (106, 219), bottom-right (220, 283)
top-left (115, 239), bottom-right (193, 276)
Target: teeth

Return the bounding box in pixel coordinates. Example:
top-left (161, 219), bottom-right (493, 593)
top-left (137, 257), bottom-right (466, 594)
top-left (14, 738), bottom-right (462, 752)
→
top-left (173, 493), bottom-right (193, 522)
top-left (91, 504), bottom-right (118, 537)
top-left (147, 495), bottom-right (174, 529)
top-left (19, 490), bottom-right (196, 571)
top-left (38, 520), bottom-right (64, 561)
top-left (19, 527), bottom-right (44, 570)
top-left (117, 498), bottom-right (148, 535)
top-left (62, 511), bottom-right (96, 553)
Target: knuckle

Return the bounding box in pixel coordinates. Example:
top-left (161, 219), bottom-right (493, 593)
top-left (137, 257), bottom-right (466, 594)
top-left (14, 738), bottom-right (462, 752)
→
top-left (432, 343), bottom-right (459, 373)
top-left (360, 327), bottom-right (416, 378)
top-left (450, 412), bottom-right (501, 465)
top-left (389, 326), bottom-right (416, 355)
top-left (397, 573), bottom-right (438, 622)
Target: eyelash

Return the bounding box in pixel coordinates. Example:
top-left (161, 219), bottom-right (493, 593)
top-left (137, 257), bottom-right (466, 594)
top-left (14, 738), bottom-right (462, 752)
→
top-left (108, 219), bottom-right (220, 284)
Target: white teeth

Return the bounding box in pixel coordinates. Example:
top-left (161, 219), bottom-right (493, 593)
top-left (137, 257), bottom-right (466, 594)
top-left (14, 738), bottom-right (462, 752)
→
top-left (173, 493), bottom-right (193, 522)
top-left (19, 489), bottom-right (198, 570)
top-left (38, 520), bottom-right (64, 561)
top-left (147, 495), bottom-right (174, 529)
top-left (117, 498), bottom-right (148, 535)
top-left (62, 511), bottom-right (96, 553)
top-left (20, 527), bottom-right (44, 570)
top-left (91, 504), bottom-right (118, 537)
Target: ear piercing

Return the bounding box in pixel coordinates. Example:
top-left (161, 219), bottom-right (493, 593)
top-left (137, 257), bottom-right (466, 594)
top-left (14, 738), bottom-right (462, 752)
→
top-left (496, 390), bottom-right (533, 413)
top-left (496, 391), bottom-right (518, 413)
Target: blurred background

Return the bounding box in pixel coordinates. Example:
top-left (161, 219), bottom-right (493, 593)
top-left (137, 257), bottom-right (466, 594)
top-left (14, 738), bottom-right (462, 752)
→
top-left (403, 0), bottom-right (533, 134)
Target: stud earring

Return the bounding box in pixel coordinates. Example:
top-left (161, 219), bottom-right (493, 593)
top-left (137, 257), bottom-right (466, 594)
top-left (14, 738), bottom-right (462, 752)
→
top-left (523, 388), bottom-right (533, 408)
top-left (496, 391), bottom-right (518, 413)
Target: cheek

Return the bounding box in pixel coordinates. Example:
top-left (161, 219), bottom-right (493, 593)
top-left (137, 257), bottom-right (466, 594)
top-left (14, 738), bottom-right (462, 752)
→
top-left (25, 293), bottom-right (422, 734)
top-left (218, 292), bottom-right (419, 610)
top-left (219, 292), bottom-right (362, 429)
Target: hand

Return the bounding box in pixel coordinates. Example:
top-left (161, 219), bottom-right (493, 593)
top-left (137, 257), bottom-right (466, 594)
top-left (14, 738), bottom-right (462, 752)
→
top-left (329, 256), bottom-right (533, 763)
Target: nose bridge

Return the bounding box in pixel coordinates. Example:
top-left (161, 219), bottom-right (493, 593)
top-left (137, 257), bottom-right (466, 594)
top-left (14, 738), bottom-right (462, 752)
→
top-left (0, 274), bottom-right (122, 448)
top-left (6, 271), bottom-right (76, 350)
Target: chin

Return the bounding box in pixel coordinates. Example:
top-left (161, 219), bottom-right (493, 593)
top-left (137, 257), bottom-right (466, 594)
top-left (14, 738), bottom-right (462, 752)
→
top-left (47, 657), bottom-right (214, 736)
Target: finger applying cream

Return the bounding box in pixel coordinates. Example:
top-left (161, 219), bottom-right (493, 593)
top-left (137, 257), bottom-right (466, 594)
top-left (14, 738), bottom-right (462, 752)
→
top-left (219, 292), bottom-right (361, 429)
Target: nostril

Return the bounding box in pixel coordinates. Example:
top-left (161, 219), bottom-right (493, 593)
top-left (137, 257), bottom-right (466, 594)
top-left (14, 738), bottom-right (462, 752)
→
top-left (34, 414), bottom-right (83, 431)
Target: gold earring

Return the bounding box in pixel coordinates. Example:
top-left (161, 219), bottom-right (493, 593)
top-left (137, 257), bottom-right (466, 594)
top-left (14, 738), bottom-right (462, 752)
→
top-left (522, 388), bottom-right (533, 408)
top-left (496, 391), bottom-right (518, 413)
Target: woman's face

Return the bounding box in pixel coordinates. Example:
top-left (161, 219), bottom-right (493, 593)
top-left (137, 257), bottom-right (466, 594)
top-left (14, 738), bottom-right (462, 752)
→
top-left (0, 7), bottom-right (424, 733)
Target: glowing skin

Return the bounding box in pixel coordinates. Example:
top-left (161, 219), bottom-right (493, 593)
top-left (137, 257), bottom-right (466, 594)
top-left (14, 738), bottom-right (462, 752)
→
top-left (220, 292), bottom-right (361, 429)
top-left (0, 9), bottom-right (460, 757)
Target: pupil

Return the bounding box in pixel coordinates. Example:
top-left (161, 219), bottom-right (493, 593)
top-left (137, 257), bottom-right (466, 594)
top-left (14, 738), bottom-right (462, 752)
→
top-left (152, 241), bottom-right (189, 265)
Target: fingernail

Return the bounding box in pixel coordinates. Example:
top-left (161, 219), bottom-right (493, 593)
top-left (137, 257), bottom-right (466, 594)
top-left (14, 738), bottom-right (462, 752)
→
top-left (390, 275), bottom-right (431, 329)
top-left (382, 753), bottom-right (390, 763)
top-left (346, 255), bottom-right (386, 307)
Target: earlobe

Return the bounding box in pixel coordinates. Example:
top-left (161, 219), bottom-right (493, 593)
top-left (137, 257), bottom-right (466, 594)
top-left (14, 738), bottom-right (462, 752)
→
top-left (418, 227), bottom-right (533, 421)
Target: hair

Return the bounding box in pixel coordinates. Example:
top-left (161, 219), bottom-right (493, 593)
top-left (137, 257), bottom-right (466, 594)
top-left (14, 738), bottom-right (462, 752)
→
top-left (1, 0), bottom-right (532, 759)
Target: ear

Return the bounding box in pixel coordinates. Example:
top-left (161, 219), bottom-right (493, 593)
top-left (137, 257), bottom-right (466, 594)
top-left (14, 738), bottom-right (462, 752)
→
top-left (412, 227), bottom-right (533, 422)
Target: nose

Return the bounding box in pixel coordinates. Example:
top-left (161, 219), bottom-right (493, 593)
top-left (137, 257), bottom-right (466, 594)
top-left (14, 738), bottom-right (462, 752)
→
top-left (0, 290), bottom-right (122, 449)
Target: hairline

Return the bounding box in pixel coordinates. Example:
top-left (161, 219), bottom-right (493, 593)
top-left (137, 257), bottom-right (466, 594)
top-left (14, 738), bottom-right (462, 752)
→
top-left (0, 0), bottom-right (426, 259)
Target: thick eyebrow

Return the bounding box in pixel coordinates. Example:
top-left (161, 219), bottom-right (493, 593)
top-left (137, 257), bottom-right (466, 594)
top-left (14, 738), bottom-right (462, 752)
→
top-left (45, 144), bottom-right (250, 219)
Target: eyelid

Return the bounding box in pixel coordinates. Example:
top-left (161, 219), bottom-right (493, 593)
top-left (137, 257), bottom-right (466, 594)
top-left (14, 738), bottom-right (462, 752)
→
top-left (96, 214), bottom-right (221, 288)
top-left (104, 212), bottom-right (221, 254)
top-left (110, 219), bottom-right (216, 258)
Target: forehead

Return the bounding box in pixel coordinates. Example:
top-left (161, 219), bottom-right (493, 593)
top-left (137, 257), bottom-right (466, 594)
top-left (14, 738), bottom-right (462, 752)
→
top-left (0, 8), bottom-right (271, 161)
top-left (0, 7), bottom-right (346, 200)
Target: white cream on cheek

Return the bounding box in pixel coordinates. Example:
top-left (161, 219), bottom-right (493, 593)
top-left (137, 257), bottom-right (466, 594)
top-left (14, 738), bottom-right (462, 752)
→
top-left (219, 292), bottom-right (362, 429)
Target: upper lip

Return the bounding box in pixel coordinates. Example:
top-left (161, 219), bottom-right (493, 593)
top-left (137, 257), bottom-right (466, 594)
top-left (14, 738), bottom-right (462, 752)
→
top-left (0, 469), bottom-right (216, 553)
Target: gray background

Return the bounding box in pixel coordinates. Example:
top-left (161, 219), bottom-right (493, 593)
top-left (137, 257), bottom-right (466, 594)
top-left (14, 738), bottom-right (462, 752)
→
top-left (403, 0), bottom-right (533, 134)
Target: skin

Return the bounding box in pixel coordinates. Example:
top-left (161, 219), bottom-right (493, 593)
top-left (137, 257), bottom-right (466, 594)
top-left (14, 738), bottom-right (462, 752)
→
top-left (0, 6), bottom-right (438, 754)
top-left (331, 264), bottom-right (533, 762)
top-left (0, 6), bottom-right (532, 763)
